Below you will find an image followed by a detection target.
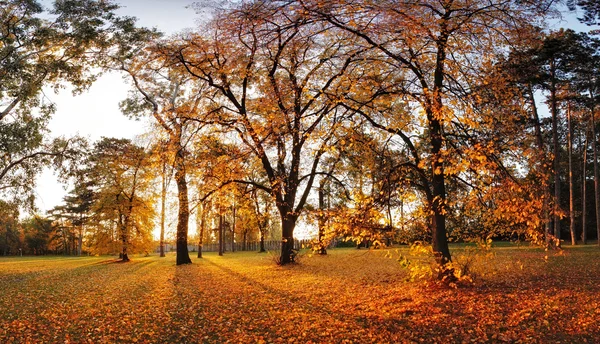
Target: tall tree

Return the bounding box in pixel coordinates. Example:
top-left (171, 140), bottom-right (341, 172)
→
top-left (0, 0), bottom-right (128, 203)
top-left (171, 2), bottom-right (359, 264)
top-left (298, 0), bottom-right (556, 267)
top-left (119, 53), bottom-right (212, 265)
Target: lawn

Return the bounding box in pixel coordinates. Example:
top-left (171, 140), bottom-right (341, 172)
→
top-left (1, 244), bottom-right (599, 343)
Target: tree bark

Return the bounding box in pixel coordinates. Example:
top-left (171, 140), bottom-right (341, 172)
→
top-left (582, 128), bottom-right (589, 244)
top-left (317, 181), bottom-right (327, 255)
top-left (174, 147), bottom-right (191, 265)
top-left (429, 100), bottom-right (451, 264)
top-left (231, 201), bottom-right (236, 252)
top-left (259, 225), bottom-right (266, 253)
top-left (218, 213), bottom-right (224, 256)
top-left (593, 113), bottom-right (600, 247)
top-left (551, 75), bottom-right (561, 244)
top-left (160, 160), bottom-right (167, 258)
top-left (280, 214), bottom-right (296, 264)
top-left (568, 101), bottom-right (576, 245)
top-left (197, 202), bottom-right (205, 258)
top-left (529, 85), bottom-right (552, 242)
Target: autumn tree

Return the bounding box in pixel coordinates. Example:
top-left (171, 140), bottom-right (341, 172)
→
top-left (293, 0), bottom-right (558, 267)
top-left (170, 2), bottom-right (359, 264)
top-left (86, 138), bottom-right (156, 261)
top-left (118, 45), bottom-right (214, 264)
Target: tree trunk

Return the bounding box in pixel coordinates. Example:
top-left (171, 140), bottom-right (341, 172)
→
top-left (593, 113), bottom-right (600, 247)
top-left (160, 161), bottom-right (167, 258)
top-left (317, 183), bottom-right (327, 255)
top-left (218, 213), bottom-right (224, 256)
top-left (231, 201), bottom-right (236, 252)
top-left (197, 202), bottom-right (205, 258)
top-left (551, 77), bottom-right (561, 244)
top-left (582, 128), bottom-right (588, 245)
top-left (78, 227), bottom-right (83, 256)
top-left (568, 101), bottom-right (576, 245)
top-left (259, 225), bottom-right (266, 253)
top-left (174, 148), bottom-right (191, 265)
top-left (121, 225), bottom-right (129, 262)
top-left (529, 85), bottom-right (552, 243)
top-left (428, 106), bottom-right (451, 265)
top-left (279, 214), bottom-right (296, 264)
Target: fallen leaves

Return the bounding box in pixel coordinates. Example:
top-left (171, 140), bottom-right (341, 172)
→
top-left (0, 245), bottom-right (598, 343)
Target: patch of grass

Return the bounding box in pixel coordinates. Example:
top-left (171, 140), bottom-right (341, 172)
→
top-left (0, 244), bottom-right (599, 343)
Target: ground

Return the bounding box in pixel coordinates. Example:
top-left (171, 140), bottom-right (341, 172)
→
top-left (0, 243), bottom-right (599, 343)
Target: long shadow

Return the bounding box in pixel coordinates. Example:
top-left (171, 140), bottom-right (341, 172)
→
top-left (201, 259), bottom-right (412, 337)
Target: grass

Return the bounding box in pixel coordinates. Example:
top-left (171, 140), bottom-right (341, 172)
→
top-left (0, 243), bottom-right (599, 343)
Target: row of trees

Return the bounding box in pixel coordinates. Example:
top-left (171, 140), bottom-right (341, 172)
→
top-left (3, 1), bottom-right (600, 275)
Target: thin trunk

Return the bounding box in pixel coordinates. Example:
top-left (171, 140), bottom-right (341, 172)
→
top-left (121, 215), bottom-right (129, 262)
top-left (218, 213), bottom-right (224, 256)
top-left (551, 76), bottom-right (561, 244)
top-left (317, 181), bottom-right (327, 255)
top-left (231, 200), bottom-right (236, 253)
top-left (594, 113), bottom-right (600, 247)
top-left (582, 128), bottom-right (589, 244)
top-left (78, 227), bottom-right (83, 256)
top-left (197, 202), bottom-right (205, 258)
top-left (174, 145), bottom-right (191, 265)
top-left (160, 161), bottom-right (167, 258)
top-left (529, 85), bottom-right (552, 242)
top-left (429, 104), bottom-right (451, 265)
top-left (568, 101), bottom-right (576, 245)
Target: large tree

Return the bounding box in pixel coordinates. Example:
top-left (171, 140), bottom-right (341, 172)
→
top-left (296, 0), bottom-right (557, 268)
top-left (0, 0), bottom-right (125, 203)
top-left (170, 2), bottom-right (360, 264)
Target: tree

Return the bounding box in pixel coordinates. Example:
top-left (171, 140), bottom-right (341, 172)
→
top-left (87, 138), bottom-right (156, 261)
top-left (119, 49), bottom-right (213, 265)
top-left (171, 1), bottom-right (359, 264)
top-left (0, 0), bottom-right (126, 203)
top-left (568, 0), bottom-right (600, 25)
top-left (297, 0), bottom-right (557, 268)
top-left (0, 200), bottom-right (20, 255)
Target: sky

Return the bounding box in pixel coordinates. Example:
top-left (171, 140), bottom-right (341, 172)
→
top-left (35, 0), bottom-right (201, 213)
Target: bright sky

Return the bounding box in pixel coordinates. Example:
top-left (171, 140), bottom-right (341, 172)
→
top-left (35, 0), bottom-right (200, 213)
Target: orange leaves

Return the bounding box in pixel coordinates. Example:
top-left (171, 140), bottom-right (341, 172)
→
top-left (2, 246), bottom-right (600, 342)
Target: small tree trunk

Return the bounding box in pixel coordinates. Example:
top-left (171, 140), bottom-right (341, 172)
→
top-left (160, 161), bottom-right (167, 258)
top-left (582, 128), bottom-right (589, 244)
top-left (317, 183), bottom-right (327, 255)
top-left (568, 101), bottom-right (576, 245)
top-left (593, 111), bottom-right (600, 247)
top-left (121, 230), bottom-right (129, 262)
top-left (231, 202), bottom-right (236, 253)
top-left (551, 76), bottom-right (561, 245)
top-left (197, 202), bottom-right (205, 258)
top-left (218, 213), bottom-right (224, 256)
top-left (259, 226), bottom-right (266, 253)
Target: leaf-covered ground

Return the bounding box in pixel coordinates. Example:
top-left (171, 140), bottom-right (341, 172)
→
top-left (1, 244), bottom-right (599, 343)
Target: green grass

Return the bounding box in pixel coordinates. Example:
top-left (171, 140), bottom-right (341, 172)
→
top-left (1, 244), bottom-right (599, 343)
